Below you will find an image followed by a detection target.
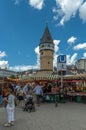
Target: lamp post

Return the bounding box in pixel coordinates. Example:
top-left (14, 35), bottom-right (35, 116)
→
top-left (2, 70), bottom-right (4, 96)
top-left (61, 70), bottom-right (63, 88)
top-left (0, 69), bottom-right (4, 104)
top-left (57, 54), bottom-right (66, 88)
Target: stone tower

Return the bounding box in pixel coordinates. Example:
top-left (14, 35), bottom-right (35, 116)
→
top-left (39, 25), bottom-right (54, 74)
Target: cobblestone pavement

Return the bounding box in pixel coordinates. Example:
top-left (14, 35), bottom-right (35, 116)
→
top-left (0, 102), bottom-right (86, 130)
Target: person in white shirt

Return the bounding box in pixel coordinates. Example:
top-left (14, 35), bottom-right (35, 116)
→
top-left (33, 82), bottom-right (43, 106)
top-left (4, 89), bottom-right (15, 127)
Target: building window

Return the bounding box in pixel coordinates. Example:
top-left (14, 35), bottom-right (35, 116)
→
top-left (42, 45), bottom-right (44, 47)
top-left (48, 62), bottom-right (50, 64)
top-left (41, 52), bottom-right (43, 55)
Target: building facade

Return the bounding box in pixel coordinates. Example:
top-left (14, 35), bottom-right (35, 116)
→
top-left (0, 69), bottom-right (17, 78)
top-left (76, 59), bottom-right (86, 73)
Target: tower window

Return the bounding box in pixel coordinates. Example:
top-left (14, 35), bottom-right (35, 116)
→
top-left (41, 52), bottom-right (43, 55)
top-left (48, 62), bottom-right (50, 64)
top-left (42, 45), bottom-right (44, 47)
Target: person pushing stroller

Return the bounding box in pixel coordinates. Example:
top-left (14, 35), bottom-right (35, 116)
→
top-left (23, 91), bottom-right (35, 112)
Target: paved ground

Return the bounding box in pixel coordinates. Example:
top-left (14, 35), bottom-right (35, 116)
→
top-left (0, 102), bottom-right (86, 130)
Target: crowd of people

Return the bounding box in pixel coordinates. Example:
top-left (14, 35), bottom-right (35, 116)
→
top-left (1, 81), bottom-right (44, 127)
top-left (0, 81), bottom-right (86, 127)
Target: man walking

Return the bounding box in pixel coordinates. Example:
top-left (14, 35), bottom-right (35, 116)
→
top-left (33, 82), bottom-right (43, 106)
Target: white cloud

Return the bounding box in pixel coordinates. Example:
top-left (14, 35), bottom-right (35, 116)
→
top-left (9, 64), bottom-right (39, 72)
top-left (53, 40), bottom-right (60, 53)
top-left (66, 53), bottom-right (78, 65)
top-left (83, 52), bottom-right (86, 58)
top-left (34, 46), bottom-right (40, 68)
top-left (73, 43), bottom-right (86, 50)
top-left (29, 0), bottom-right (45, 10)
top-left (53, 0), bottom-right (84, 25)
top-left (67, 36), bottom-right (77, 44)
top-left (0, 51), bottom-right (7, 59)
top-left (14, 0), bottom-right (45, 10)
top-left (79, 2), bottom-right (86, 22)
top-left (53, 40), bottom-right (60, 67)
top-left (0, 51), bottom-right (8, 69)
top-left (35, 46), bottom-right (39, 55)
top-left (0, 61), bottom-right (9, 69)
top-left (14, 0), bottom-right (20, 5)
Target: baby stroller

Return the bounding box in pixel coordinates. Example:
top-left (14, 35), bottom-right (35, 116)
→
top-left (23, 96), bottom-right (35, 112)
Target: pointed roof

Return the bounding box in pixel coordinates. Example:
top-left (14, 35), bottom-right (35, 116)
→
top-left (40, 25), bottom-right (53, 44)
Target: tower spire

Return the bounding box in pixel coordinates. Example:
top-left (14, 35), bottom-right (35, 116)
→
top-left (40, 23), bottom-right (53, 43)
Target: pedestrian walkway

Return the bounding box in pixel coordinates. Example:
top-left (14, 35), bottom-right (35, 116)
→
top-left (0, 102), bottom-right (86, 130)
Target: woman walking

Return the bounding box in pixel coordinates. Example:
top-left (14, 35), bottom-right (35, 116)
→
top-left (4, 89), bottom-right (15, 127)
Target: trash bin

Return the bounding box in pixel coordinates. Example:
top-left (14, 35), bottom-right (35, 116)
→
top-left (76, 95), bottom-right (82, 103)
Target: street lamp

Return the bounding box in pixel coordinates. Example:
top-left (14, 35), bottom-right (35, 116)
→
top-left (61, 70), bottom-right (63, 88)
top-left (2, 69), bottom-right (4, 96)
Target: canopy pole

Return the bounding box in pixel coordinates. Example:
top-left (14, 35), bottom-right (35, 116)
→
top-left (61, 70), bottom-right (63, 88)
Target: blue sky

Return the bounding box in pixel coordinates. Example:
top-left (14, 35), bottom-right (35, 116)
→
top-left (0, 0), bottom-right (86, 71)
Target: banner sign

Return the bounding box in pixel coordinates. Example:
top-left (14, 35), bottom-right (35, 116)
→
top-left (57, 55), bottom-right (66, 71)
top-left (57, 55), bottom-right (66, 63)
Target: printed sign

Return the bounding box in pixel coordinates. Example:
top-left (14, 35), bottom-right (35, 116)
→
top-left (57, 55), bottom-right (66, 63)
top-left (57, 55), bottom-right (66, 71)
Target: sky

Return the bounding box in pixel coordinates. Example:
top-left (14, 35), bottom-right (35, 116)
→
top-left (0, 0), bottom-right (86, 72)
